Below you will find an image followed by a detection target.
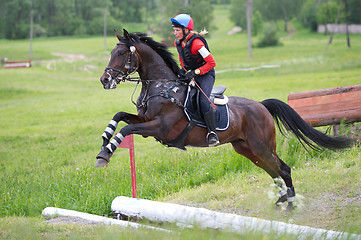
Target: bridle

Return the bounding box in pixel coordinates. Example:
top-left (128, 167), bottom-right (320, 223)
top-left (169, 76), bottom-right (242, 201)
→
top-left (102, 39), bottom-right (189, 108)
top-left (103, 42), bottom-right (141, 88)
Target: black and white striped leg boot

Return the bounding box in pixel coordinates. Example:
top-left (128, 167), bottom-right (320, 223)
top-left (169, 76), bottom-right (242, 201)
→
top-left (101, 119), bottom-right (118, 150)
top-left (96, 133), bottom-right (125, 167)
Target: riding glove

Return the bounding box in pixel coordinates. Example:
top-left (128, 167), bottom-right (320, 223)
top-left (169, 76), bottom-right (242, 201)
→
top-left (178, 68), bottom-right (187, 78)
top-left (185, 70), bottom-right (197, 80)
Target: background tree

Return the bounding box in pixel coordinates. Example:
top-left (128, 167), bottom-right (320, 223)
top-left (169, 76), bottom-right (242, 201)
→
top-left (347, 0), bottom-right (361, 24)
top-left (299, 0), bottom-right (321, 31)
top-left (317, 0), bottom-right (345, 26)
top-left (230, 0), bottom-right (246, 29)
top-left (1, 0), bottom-right (360, 39)
top-left (157, 0), bottom-right (214, 39)
top-left (253, 0), bottom-right (305, 32)
top-left (3, 0), bottom-right (32, 39)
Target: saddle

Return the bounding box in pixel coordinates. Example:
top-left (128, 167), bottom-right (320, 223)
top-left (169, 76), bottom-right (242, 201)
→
top-left (210, 85), bottom-right (229, 105)
top-left (184, 84), bottom-right (230, 131)
top-left (162, 84), bottom-right (230, 150)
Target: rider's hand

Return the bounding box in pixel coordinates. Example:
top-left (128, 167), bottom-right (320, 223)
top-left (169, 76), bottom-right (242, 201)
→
top-left (178, 68), bottom-right (187, 78)
top-left (185, 70), bottom-right (197, 80)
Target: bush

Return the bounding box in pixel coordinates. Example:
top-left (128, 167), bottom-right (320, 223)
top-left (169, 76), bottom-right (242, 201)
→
top-left (257, 23), bottom-right (280, 48)
top-left (298, 0), bottom-right (320, 31)
top-left (252, 10), bottom-right (263, 36)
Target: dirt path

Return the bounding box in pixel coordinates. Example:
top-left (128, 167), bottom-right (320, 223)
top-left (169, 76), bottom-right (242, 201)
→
top-left (51, 52), bottom-right (86, 62)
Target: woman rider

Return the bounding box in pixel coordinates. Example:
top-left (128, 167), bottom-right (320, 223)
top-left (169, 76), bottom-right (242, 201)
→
top-left (171, 14), bottom-right (219, 147)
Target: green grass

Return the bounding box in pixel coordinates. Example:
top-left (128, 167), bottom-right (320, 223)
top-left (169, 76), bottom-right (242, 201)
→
top-left (1, 4), bottom-right (361, 238)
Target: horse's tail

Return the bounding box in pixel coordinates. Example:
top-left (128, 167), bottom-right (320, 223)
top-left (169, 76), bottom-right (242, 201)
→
top-left (261, 98), bottom-right (355, 150)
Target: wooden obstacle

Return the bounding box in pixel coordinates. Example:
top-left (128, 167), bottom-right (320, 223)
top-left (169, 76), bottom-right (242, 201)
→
top-left (288, 85), bottom-right (361, 127)
top-left (5, 59), bottom-right (31, 68)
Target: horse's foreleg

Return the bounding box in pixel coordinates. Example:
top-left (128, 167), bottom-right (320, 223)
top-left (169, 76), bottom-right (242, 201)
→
top-left (100, 112), bottom-right (142, 149)
top-left (96, 112), bottom-right (142, 167)
top-left (96, 119), bottom-right (161, 167)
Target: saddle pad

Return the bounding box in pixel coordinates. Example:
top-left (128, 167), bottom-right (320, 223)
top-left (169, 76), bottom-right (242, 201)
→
top-left (184, 86), bottom-right (230, 131)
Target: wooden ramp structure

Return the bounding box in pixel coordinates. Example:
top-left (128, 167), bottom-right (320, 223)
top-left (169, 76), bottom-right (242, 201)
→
top-left (288, 85), bottom-right (361, 127)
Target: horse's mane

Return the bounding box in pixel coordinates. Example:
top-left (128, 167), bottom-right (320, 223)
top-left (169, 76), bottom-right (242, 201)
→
top-left (128, 33), bottom-right (181, 76)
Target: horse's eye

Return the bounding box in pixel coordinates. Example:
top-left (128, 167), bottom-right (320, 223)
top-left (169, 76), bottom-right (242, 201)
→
top-left (118, 51), bottom-right (125, 56)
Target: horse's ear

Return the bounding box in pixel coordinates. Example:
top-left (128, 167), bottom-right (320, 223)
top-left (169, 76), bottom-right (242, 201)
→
top-left (114, 29), bottom-right (122, 41)
top-left (123, 29), bottom-right (131, 41)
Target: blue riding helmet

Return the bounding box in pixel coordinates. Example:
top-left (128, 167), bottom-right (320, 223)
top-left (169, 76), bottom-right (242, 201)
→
top-left (170, 14), bottom-right (194, 31)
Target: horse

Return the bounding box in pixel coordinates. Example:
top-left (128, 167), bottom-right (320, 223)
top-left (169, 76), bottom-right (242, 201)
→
top-left (96, 29), bottom-right (354, 209)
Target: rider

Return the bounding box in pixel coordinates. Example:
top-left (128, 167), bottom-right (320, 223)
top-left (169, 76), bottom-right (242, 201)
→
top-left (171, 14), bottom-right (219, 147)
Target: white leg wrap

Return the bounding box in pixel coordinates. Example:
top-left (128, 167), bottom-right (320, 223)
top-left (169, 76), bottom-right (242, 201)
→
top-left (109, 120), bottom-right (118, 128)
top-left (106, 144), bottom-right (113, 153)
top-left (116, 133), bottom-right (125, 142)
top-left (110, 137), bottom-right (121, 147)
top-left (105, 127), bottom-right (115, 135)
top-left (279, 190), bottom-right (287, 197)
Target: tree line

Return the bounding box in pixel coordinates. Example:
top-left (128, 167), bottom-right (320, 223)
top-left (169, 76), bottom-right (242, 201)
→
top-left (231, 0), bottom-right (361, 34)
top-left (0, 0), bottom-right (360, 40)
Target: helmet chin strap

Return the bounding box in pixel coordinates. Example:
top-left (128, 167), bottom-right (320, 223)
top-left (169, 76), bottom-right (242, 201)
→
top-left (180, 28), bottom-right (189, 42)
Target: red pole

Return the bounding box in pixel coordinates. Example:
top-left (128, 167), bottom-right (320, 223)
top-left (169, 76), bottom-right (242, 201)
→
top-left (117, 134), bottom-right (137, 198)
top-left (129, 141), bottom-right (137, 198)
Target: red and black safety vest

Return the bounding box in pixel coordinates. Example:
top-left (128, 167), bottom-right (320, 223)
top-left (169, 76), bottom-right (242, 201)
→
top-left (176, 34), bottom-right (210, 71)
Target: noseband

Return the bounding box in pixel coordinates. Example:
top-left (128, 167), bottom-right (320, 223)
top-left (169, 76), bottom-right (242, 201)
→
top-left (104, 42), bottom-right (140, 84)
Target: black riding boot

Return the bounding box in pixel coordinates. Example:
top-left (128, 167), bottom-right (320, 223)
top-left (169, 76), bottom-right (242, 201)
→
top-left (203, 108), bottom-right (220, 147)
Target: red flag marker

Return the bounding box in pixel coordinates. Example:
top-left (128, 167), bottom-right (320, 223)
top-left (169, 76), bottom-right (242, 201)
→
top-left (117, 134), bottom-right (137, 198)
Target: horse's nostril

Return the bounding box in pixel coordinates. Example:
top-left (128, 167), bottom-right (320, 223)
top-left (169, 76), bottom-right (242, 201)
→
top-left (101, 77), bottom-right (108, 83)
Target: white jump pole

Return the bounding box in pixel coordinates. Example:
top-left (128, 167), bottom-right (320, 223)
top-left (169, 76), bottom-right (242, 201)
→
top-left (42, 207), bottom-right (171, 232)
top-left (111, 196), bottom-right (361, 240)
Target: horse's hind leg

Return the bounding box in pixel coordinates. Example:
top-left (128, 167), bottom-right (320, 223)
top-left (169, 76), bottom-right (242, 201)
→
top-left (274, 157), bottom-right (295, 209)
top-left (231, 140), bottom-right (295, 209)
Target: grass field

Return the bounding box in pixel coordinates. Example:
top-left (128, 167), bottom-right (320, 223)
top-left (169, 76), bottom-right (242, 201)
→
top-left (1, 5), bottom-right (361, 239)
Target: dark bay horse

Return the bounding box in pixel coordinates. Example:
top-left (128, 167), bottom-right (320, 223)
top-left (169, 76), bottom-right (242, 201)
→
top-left (96, 29), bottom-right (354, 209)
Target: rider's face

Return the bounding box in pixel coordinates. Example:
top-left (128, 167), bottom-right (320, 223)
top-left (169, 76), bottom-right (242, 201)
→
top-left (173, 27), bottom-right (184, 41)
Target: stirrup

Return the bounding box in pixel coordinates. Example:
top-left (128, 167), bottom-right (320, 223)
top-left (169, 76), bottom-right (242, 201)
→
top-left (206, 131), bottom-right (219, 147)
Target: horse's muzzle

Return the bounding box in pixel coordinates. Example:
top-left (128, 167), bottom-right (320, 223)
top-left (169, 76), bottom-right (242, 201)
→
top-left (100, 73), bottom-right (118, 90)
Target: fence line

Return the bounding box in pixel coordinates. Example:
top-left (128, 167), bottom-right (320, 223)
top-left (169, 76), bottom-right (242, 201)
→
top-left (216, 65), bottom-right (280, 75)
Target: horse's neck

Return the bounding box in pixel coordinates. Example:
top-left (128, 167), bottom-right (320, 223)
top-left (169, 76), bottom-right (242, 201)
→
top-left (137, 45), bottom-right (178, 82)
top-left (136, 44), bottom-right (186, 100)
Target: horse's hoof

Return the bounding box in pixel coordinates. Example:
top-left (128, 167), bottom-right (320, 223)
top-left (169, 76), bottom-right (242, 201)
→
top-left (275, 194), bottom-right (288, 206)
top-left (96, 149), bottom-right (112, 162)
top-left (95, 158), bottom-right (109, 167)
top-left (286, 202), bottom-right (295, 211)
top-left (95, 150), bottom-right (111, 167)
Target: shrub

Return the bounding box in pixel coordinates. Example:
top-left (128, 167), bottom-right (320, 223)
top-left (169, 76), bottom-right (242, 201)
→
top-left (257, 23), bottom-right (280, 48)
top-left (252, 10), bottom-right (263, 36)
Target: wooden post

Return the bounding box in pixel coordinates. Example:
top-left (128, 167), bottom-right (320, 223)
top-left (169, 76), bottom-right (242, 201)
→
top-left (246, 0), bottom-right (252, 58)
top-left (324, 0), bottom-right (329, 35)
top-left (326, 1), bottom-right (342, 51)
top-left (103, 6), bottom-right (107, 51)
top-left (345, 0), bottom-right (351, 48)
top-left (29, 8), bottom-right (33, 61)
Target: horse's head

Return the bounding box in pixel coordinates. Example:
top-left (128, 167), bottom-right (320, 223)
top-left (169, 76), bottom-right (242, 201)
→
top-left (100, 29), bottom-right (140, 89)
